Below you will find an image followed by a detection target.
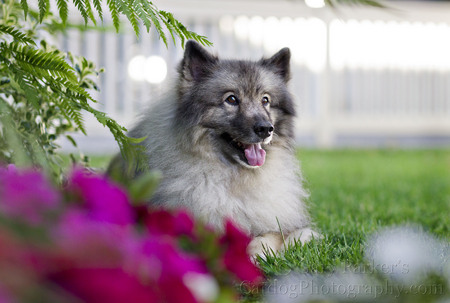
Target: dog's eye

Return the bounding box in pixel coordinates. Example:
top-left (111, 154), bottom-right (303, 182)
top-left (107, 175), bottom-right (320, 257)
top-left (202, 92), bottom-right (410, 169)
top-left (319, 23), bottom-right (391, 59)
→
top-left (262, 96), bottom-right (270, 106)
top-left (225, 95), bottom-right (239, 105)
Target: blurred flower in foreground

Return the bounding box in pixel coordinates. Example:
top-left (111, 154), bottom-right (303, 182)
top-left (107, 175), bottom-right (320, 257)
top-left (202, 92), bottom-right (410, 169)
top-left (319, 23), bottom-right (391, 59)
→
top-left (221, 220), bottom-right (264, 286)
top-left (366, 226), bottom-right (448, 285)
top-left (0, 166), bottom-right (262, 302)
top-left (0, 285), bottom-right (12, 303)
top-left (265, 226), bottom-right (448, 303)
top-left (144, 209), bottom-right (195, 238)
top-left (0, 164), bottom-right (59, 225)
top-left (69, 169), bottom-right (134, 226)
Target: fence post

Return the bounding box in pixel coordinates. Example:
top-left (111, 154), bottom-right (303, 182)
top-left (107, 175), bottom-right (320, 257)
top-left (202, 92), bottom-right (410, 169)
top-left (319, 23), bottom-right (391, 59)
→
top-left (316, 19), bottom-right (333, 148)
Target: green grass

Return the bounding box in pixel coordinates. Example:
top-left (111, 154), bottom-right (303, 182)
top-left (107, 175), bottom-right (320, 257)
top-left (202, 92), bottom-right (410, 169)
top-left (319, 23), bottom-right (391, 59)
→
top-left (257, 149), bottom-right (449, 278)
top-left (82, 149), bottom-right (449, 279)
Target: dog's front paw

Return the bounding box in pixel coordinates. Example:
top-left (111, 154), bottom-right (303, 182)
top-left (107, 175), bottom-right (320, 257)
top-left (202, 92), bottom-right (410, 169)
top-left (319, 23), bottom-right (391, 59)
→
top-left (247, 233), bottom-right (283, 261)
top-left (284, 227), bottom-right (321, 247)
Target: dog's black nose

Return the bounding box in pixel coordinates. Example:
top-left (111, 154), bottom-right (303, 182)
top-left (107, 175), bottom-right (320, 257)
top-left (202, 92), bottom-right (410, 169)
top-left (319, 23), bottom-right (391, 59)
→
top-left (254, 122), bottom-right (274, 139)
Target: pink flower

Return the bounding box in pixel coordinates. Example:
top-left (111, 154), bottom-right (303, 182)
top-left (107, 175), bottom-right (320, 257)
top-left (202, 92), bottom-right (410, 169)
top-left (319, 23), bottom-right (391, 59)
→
top-left (144, 209), bottom-right (195, 238)
top-left (140, 237), bottom-right (207, 277)
top-left (0, 165), bottom-right (60, 225)
top-left (51, 268), bottom-right (159, 303)
top-left (220, 220), bottom-right (263, 286)
top-left (0, 166), bottom-right (263, 301)
top-left (52, 206), bottom-right (208, 303)
top-left (0, 284), bottom-right (13, 303)
top-left (53, 210), bottom-right (135, 267)
top-left (68, 169), bottom-right (134, 226)
top-left (126, 237), bottom-right (208, 303)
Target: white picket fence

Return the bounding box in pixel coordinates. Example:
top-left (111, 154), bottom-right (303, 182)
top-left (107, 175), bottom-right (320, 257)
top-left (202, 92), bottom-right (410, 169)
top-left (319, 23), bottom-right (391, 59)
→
top-left (58, 0), bottom-right (450, 153)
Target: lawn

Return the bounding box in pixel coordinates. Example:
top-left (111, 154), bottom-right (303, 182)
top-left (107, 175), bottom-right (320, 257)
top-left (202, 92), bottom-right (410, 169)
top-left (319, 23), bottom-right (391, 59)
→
top-left (84, 149), bottom-right (449, 300)
top-left (253, 149), bottom-right (449, 272)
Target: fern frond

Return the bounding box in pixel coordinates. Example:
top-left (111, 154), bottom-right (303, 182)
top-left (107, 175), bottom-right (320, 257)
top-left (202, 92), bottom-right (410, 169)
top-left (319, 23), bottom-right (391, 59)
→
top-left (38, 0), bottom-right (50, 22)
top-left (71, 100), bottom-right (145, 170)
top-left (107, 0), bottom-right (121, 32)
top-left (56, 0), bottom-right (69, 25)
top-left (60, 98), bottom-right (86, 135)
top-left (8, 43), bottom-right (78, 83)
top-left (93, 0), bottom-right (103, 22)
top-left (134, 0), bottom-right (152, 32)
top-left (83, 0), bottom-right (97, 25)
top-left (158, 11), bottom-right (183, 46)
top-left (145, 3), bottom-right (168, 47)
top-left (73, 0), bottom-right (88, 24)
top-left (20, 0), bottom-right (29, 20)
top-left (118, 0), bottom-right (140, 36)
top-left (9, 69), bottom-right (41, 110)
top-left (159, 11), bottom-right (213, 48)
top-left (0, 25), bottom-right (35, 45)
top-left (60, 77), bottom-right (94, 101)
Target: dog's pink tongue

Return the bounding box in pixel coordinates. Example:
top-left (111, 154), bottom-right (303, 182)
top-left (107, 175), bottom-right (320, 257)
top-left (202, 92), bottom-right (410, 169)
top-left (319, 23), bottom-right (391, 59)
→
top-left (244, 143), bottom-right (266, 166)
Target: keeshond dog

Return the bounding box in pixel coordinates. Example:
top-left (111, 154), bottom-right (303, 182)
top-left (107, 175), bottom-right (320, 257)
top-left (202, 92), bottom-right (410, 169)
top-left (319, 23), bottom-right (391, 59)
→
top-left (108, 41), bottom-right (318, 256)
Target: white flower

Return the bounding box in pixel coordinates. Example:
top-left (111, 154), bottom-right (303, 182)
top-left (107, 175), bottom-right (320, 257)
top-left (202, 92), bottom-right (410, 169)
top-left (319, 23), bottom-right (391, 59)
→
top-left (365, 226), bottom-right (447, 285)
top-left (183, 273), bottom-right (219, 303)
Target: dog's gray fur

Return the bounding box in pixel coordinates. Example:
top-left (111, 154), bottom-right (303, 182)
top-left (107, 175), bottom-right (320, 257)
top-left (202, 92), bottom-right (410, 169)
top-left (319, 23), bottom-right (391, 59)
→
top-left (109, 41), bottom-right (317, 255)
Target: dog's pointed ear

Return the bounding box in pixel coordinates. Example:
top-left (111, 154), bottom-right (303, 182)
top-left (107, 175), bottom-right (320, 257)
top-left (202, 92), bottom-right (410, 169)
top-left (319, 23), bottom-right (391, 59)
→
top-left (260, 48), bottom-right (291, 82)
top-left (180, 40), bottom-right (217, 81)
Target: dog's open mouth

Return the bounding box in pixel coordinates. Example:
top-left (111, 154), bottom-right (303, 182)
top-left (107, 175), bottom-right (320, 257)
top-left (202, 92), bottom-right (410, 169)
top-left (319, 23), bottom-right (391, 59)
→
top-left (220, 133), bottom-right (266, 167)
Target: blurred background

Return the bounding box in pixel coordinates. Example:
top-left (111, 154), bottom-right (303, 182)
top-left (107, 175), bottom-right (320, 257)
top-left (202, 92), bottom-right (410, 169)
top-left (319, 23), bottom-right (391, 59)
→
top-left (57, 0), bottom-right (450, 154)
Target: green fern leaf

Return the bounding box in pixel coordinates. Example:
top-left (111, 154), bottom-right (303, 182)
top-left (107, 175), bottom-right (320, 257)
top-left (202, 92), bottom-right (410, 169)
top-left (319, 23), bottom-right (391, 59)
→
top-left (145, 3), bottom-right (168, 47)
top-left (11, 73), bottom-right (41, 110)
top-left (60, 98), bottom-right (86, 134)
top-left (84, 0), bottom-right (97, 25)
top-left (0, 25), bottom-right (35, 45)
top-left (74, 102), bottom-right (145, 171)
top-left (38, 0), bottom-right (50, 22)
top-left (56, 0), bottom-right (69, 25)
top-left (20, 0), bottom-right (29, 20)
top-left (118, 0), bottom-right (140, 36)
top-left (73, 0), bottom-right (88, 24)
top-left (84, 105), bottom-right (145, 170)
top-left (134, 0), bottom-right (152, 32)
top-left (159, 11), bottom-right (212, 47)
top-left (107, 0), bottom-right (121, 32)
top-left (64, 79), bottom-right (94, 100)
top-left (93, 0), bottom-right (103, 22)
top-left (158, 11), bottom-right (183, 46)
top-left (10, 44), bottom-right (78, 83)
top-left (0, 56), bottom-right (41, 109)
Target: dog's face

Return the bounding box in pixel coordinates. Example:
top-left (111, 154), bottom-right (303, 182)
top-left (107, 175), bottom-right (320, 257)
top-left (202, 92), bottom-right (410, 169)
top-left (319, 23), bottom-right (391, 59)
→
top-left (176, 41), bottom-right (296, 168)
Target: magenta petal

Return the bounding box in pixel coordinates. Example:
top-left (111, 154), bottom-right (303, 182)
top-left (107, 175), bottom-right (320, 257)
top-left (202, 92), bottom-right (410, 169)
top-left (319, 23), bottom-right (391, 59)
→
top-left (140, 238), bottom-right (207, 276)
top-left (220, 220), bottom-right (263, 285)
top-left (52, 268), bottom-right (159, 303)
top-left (54, 209), bottom-right (136, 266)
top-left (0, 167), bottom-right (60, 225)
top-left (144, 209), bottom-right (195, 237)
top-left (69, 169), bottom-right (134, 226)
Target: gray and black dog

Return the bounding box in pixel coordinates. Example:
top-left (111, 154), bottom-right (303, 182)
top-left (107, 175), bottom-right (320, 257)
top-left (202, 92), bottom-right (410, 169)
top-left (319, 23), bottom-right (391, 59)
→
top-left (108, 41), bottom-right (318, 256)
